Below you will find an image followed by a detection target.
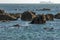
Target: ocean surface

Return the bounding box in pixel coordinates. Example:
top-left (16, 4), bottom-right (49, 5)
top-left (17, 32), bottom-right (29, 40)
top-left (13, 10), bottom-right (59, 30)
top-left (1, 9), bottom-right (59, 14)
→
top-left (0, 4), bottom-right (60, 40)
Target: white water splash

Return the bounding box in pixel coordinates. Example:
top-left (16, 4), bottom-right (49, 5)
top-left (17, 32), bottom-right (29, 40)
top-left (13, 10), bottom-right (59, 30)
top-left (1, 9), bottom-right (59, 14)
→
top-left (21, 22), bottom-right (29, 26)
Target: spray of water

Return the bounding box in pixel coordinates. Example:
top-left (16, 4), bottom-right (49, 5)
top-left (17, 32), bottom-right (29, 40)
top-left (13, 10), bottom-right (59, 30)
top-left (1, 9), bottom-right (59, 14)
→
top-left (21, 22), bottom-right (29, 26)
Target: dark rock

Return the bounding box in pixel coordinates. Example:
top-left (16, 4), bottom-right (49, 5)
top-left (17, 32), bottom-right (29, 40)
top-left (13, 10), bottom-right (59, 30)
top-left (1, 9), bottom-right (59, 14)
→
top-left (21, 11), bottom-right (36, 21)
top-left (0, 9), bottom-right (5, 14)
top-left (1, 20), bottom-right (9, 22)
top-left (0, 14), bottom-right (17, 21)
top-left (30, 14), bottom-right (46, 24)
top-left (13, 24), bottom-right (20, 27)
top-left (0, 9), bottom-right (18, 21)
top-left (55, 13), bottom-right (60, 19)
top-left (40, 8), bottom-right (51, 11)
top-left (10, 13), bottom-right (21, 18)
top-left (44, 27), bottom-right (54, 31)
top-left (36, 8), bottom-right (51, 11)
top-left (14, 8), bottom-right (18, 11)
top-left (0, 9), bottom-right (5, 15)
top-left (45, 14), bottom-right (54, 21)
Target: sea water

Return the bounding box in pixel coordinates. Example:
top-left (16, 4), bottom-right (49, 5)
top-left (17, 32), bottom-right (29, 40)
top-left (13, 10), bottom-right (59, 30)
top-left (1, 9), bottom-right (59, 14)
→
top-left (0, 4), bottom-right (60, 40)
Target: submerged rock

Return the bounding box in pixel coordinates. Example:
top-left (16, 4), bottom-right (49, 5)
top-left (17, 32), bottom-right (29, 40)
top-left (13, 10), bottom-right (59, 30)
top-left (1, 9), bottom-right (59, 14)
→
top-left (44, 27), bottom-right (54, 31)
top-left (1, 20), bottom-right (10, 22)
top-left (36, 8), bottom-right (51, 11)
top-left (14, 8), bottom-right (18, 11)
top-left (40, 8), bottom-right (51, 11)
top-left (55, 13), bottom-right (60, 19)
top-left (45, 14), bottom-right (54, 21)
top-left (13, 24), bottom-right (20, 27)
top-left (30, 14), bottom-right (46, 24)
top-left (21, 11), bottom-right (36, 21)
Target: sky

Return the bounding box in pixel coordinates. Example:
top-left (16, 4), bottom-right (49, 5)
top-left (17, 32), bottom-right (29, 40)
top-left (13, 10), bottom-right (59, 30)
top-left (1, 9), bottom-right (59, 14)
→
top-left (0, 0), bottom-right (60, 4)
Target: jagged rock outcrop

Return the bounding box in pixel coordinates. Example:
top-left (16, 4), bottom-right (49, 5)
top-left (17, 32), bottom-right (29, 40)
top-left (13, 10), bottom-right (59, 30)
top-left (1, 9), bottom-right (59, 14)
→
top-left (0, 9), bottom-right (17, 21)
top-left (21, 11), bottom-right (36, 21)
top-left (45, 14), bottom-right (54, 21)
top-left (10, 13), bottom-right (21, 18)
top-left (30, 14), bottom-right (46, 24)
top-left (54, 13), bottom-right (60, 19)
top-left (0, 9), bottom-right (5, 13)
top-left (0, 14), bottom-right (17, 21)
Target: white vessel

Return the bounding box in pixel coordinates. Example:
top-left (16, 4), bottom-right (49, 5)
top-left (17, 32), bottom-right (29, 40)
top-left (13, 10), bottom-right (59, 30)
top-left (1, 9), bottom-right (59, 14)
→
top-left (40, 1), bottom-right (52, 4)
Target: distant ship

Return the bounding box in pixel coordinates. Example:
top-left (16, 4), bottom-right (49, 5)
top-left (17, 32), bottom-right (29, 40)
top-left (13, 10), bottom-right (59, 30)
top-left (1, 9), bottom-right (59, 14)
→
top-left (40, 1), bottom-right (53, 4)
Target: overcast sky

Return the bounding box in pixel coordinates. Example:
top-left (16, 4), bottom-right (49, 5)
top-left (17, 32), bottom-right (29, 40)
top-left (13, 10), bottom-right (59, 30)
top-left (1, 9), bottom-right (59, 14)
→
top-left (0, 0), bottom-right (60, 3)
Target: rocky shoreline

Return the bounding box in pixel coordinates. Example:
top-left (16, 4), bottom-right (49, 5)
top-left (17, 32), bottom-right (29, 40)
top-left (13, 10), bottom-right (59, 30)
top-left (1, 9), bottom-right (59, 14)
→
top-left (0, 9), bottom-right (60, 24)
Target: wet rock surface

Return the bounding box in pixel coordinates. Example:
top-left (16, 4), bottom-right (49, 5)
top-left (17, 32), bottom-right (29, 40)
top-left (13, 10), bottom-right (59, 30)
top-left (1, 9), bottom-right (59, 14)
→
top-left (0, 9), bottom-right (20, 21)
top-left (0, 9), bottom-right (5, 13)
top-left (0, 9), bottom-right (59, 24)
top-left (21, 11), bottom-right (36, 21)
top-left (30, 15), bottom-right (46, 24)
top-left (0, 14), bottom-right (17, 21)
top-left (43, 27), bottom-right (54, 31)
top-left (55, 13), bottom-right (60, 19)
top-left (13, 24), bottom-right (20, 27)
top-left (45, 14), bottom-right (54, 21)
top-left (9, 13), bottom-right (21, 18)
